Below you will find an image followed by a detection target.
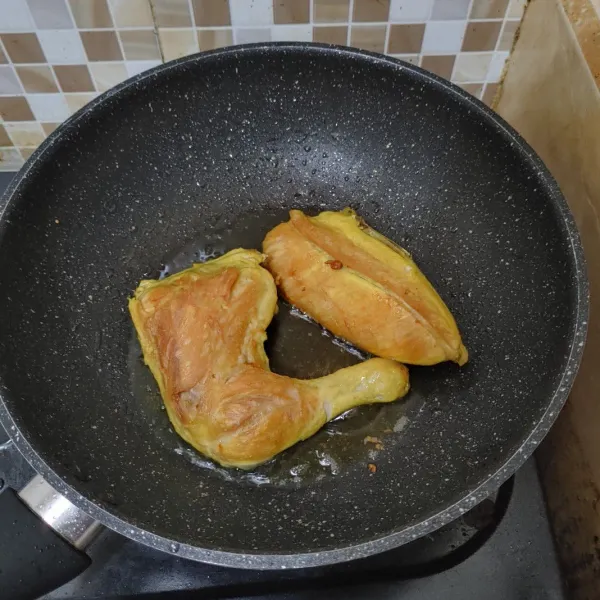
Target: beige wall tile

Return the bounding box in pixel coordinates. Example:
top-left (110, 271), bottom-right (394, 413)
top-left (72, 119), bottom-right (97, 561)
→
top-left (15, 147), bottom-right (35, 164)
top-left (313, 25), bottom-right (348, 44)
top-left (4, 122), bottom-right (45, 147)
top-left (470, 0), bottom-right (510, 19)
top-left (197, 29), bottom-right (233, 50)
top-left (81, 31), bottom-right (123, 61)
top-left (390, 53), bottom-right (419, 64)
top-left (153, 0), bottom-right (193, 27)
top-left (388, 24), bottom-right (425, 53)
top-left (458, 82), bottom-right (484, 98)
top-left (65, 92), bottom-right (97, 114)
top-left (16, 66), bottom-right (59, 93)
top-left (421, 54), bottom-right (456, 79)
top-left (0, 46), bottom-right (7, 65)
top-left (353, 0), bottom-right (390, 22)
top-left (119, 30), bottom-right (161, 60)
top-left (506, 0), bottom-right (526, 18)
top-left (454, 52), bottom-right (493, 81)
top-left (53, 65), bottom-right (96, 92)
top-left (1, 34), bottom-right (46, 64)
top-left (19, 148), bottom-right (37, 160)
top-left (314, 0), bottom-right (350, 23)
top-left (462, 21), bottom-right (502, 51)
top-left (159, 29), bottom-right (199, 61)
top-left (0, 97), bottom-right (35, 121)
top-left (89, 62), bottom-right (128, 91)
top-left (192, 0), bottom-right (231, 26)
top-left (273, 0), bottom-right (310, 24)
top-left (0, 125), bottom-right (12, 147)
top-left (69, 0), bottom-right (114, 28)
top-left (498, 19), bottom-right (520, 50)
top-left (350, 25), bottom-right (386, 52)
top-left (108, 0), bottom-right (154, 27)
top-left (41, 122), bottom-right (61, 135)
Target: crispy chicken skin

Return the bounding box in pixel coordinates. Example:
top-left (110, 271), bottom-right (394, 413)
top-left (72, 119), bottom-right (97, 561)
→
top-left (129, 249), bottom-right (410, 469)
top-left (263, 209), bottom-right (468, 366)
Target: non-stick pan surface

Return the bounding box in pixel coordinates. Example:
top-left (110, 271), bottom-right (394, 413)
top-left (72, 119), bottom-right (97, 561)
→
top-left (0, 44), bottom-right (587, 568)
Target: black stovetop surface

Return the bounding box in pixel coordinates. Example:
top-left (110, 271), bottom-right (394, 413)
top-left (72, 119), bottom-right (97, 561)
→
top-left (0, 171), bottom-right (566, 599)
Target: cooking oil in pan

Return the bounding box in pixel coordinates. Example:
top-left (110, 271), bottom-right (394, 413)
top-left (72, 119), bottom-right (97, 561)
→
top-left (128, 211), bottom-right (414, 488)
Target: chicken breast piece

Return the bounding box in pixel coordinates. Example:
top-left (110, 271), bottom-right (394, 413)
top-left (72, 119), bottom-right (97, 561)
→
top-left (263, 209), bottom-right (468, 366)
top-left (129, 249), bottom-right (409, 469)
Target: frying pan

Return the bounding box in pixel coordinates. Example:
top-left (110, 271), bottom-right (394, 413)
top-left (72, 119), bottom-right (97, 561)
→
top-left (0, 44), bottom-right (588, 598)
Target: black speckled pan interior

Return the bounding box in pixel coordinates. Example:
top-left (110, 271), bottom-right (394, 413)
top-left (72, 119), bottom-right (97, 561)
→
top-left (0, 43), bottom-right (588, 569)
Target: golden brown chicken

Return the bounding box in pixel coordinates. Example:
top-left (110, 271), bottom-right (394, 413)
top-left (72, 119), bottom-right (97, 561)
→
top-left (129, 249), bottom-right (409, 469)
top-left (263, 209), bottom-right (468, 366)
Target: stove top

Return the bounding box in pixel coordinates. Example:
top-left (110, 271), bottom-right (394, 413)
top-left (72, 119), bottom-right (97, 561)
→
top-left (0, 171), bottom-right (566, 599)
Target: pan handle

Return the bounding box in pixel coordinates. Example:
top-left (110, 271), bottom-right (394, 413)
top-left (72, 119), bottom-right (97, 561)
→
top-left (0, 475), bottom-right (101, 600)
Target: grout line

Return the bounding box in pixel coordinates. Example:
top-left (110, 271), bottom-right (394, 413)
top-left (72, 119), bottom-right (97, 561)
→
top-left (425, 0), bottom-right (434, 20)
top-left (47, 63), bottom-right (62, 93)
top-left (227, 0), bottom-right (235, 30)
top-left (186, 0), bottom-right (196, 27)
top-left (0, 37), bottom-right (9, 68)
top-left (487, 14), bottom-right (513, 86)
top-left (347, 0), bottom-right (355, 45)
top-left (495, 21), bottom-right (507, 54)
top-left (62, 1), bottom-right (81, 34)
top-left (483, 6), bottom-right (512, 89)
top-left (228, 0), bottom-right (237, 45)
top-left (449, 0), bottom-right (477, 83)
top-left (105, 0), bottom-right (131, 65)
top-left (384, 19), bottom-right (391, 54)
top-left (185, 0), bottom-right (201, 54)
top-left (0, 18), bottom-right (514, 36)
top-left (52, 0), bottom-right (84, 92)
top-left (461, 17), bottom-right (504, 22)
top-left (69, 26), bottom-right (156, 32)
top-left (4, 57), bottom-right (25, 97)
top-left (1, 62), bottom-right (127, 69)
top-left (147, 0), bottom-right (166, 63)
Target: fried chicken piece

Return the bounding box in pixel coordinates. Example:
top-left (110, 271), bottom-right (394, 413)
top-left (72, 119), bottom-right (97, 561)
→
top-left (263, 209), bottom-right (468, 366)
top-left (129, 249), bottom-right (409, 469)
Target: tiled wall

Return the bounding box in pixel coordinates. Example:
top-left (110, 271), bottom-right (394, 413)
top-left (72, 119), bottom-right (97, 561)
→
top-left (0, 0), bottom-right (526, 171)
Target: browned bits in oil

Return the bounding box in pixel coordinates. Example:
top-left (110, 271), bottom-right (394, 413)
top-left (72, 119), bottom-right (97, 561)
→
top-left (364, 436), bottom-right (382, 445)
top-left (325, 259), bottom-right (343, 270)
top-left (368, 463), bottom-right (377, 473)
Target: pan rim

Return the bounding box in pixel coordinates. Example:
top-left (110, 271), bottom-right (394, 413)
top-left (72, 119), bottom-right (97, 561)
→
top-left (0, 42), bottom-right (589, 569)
